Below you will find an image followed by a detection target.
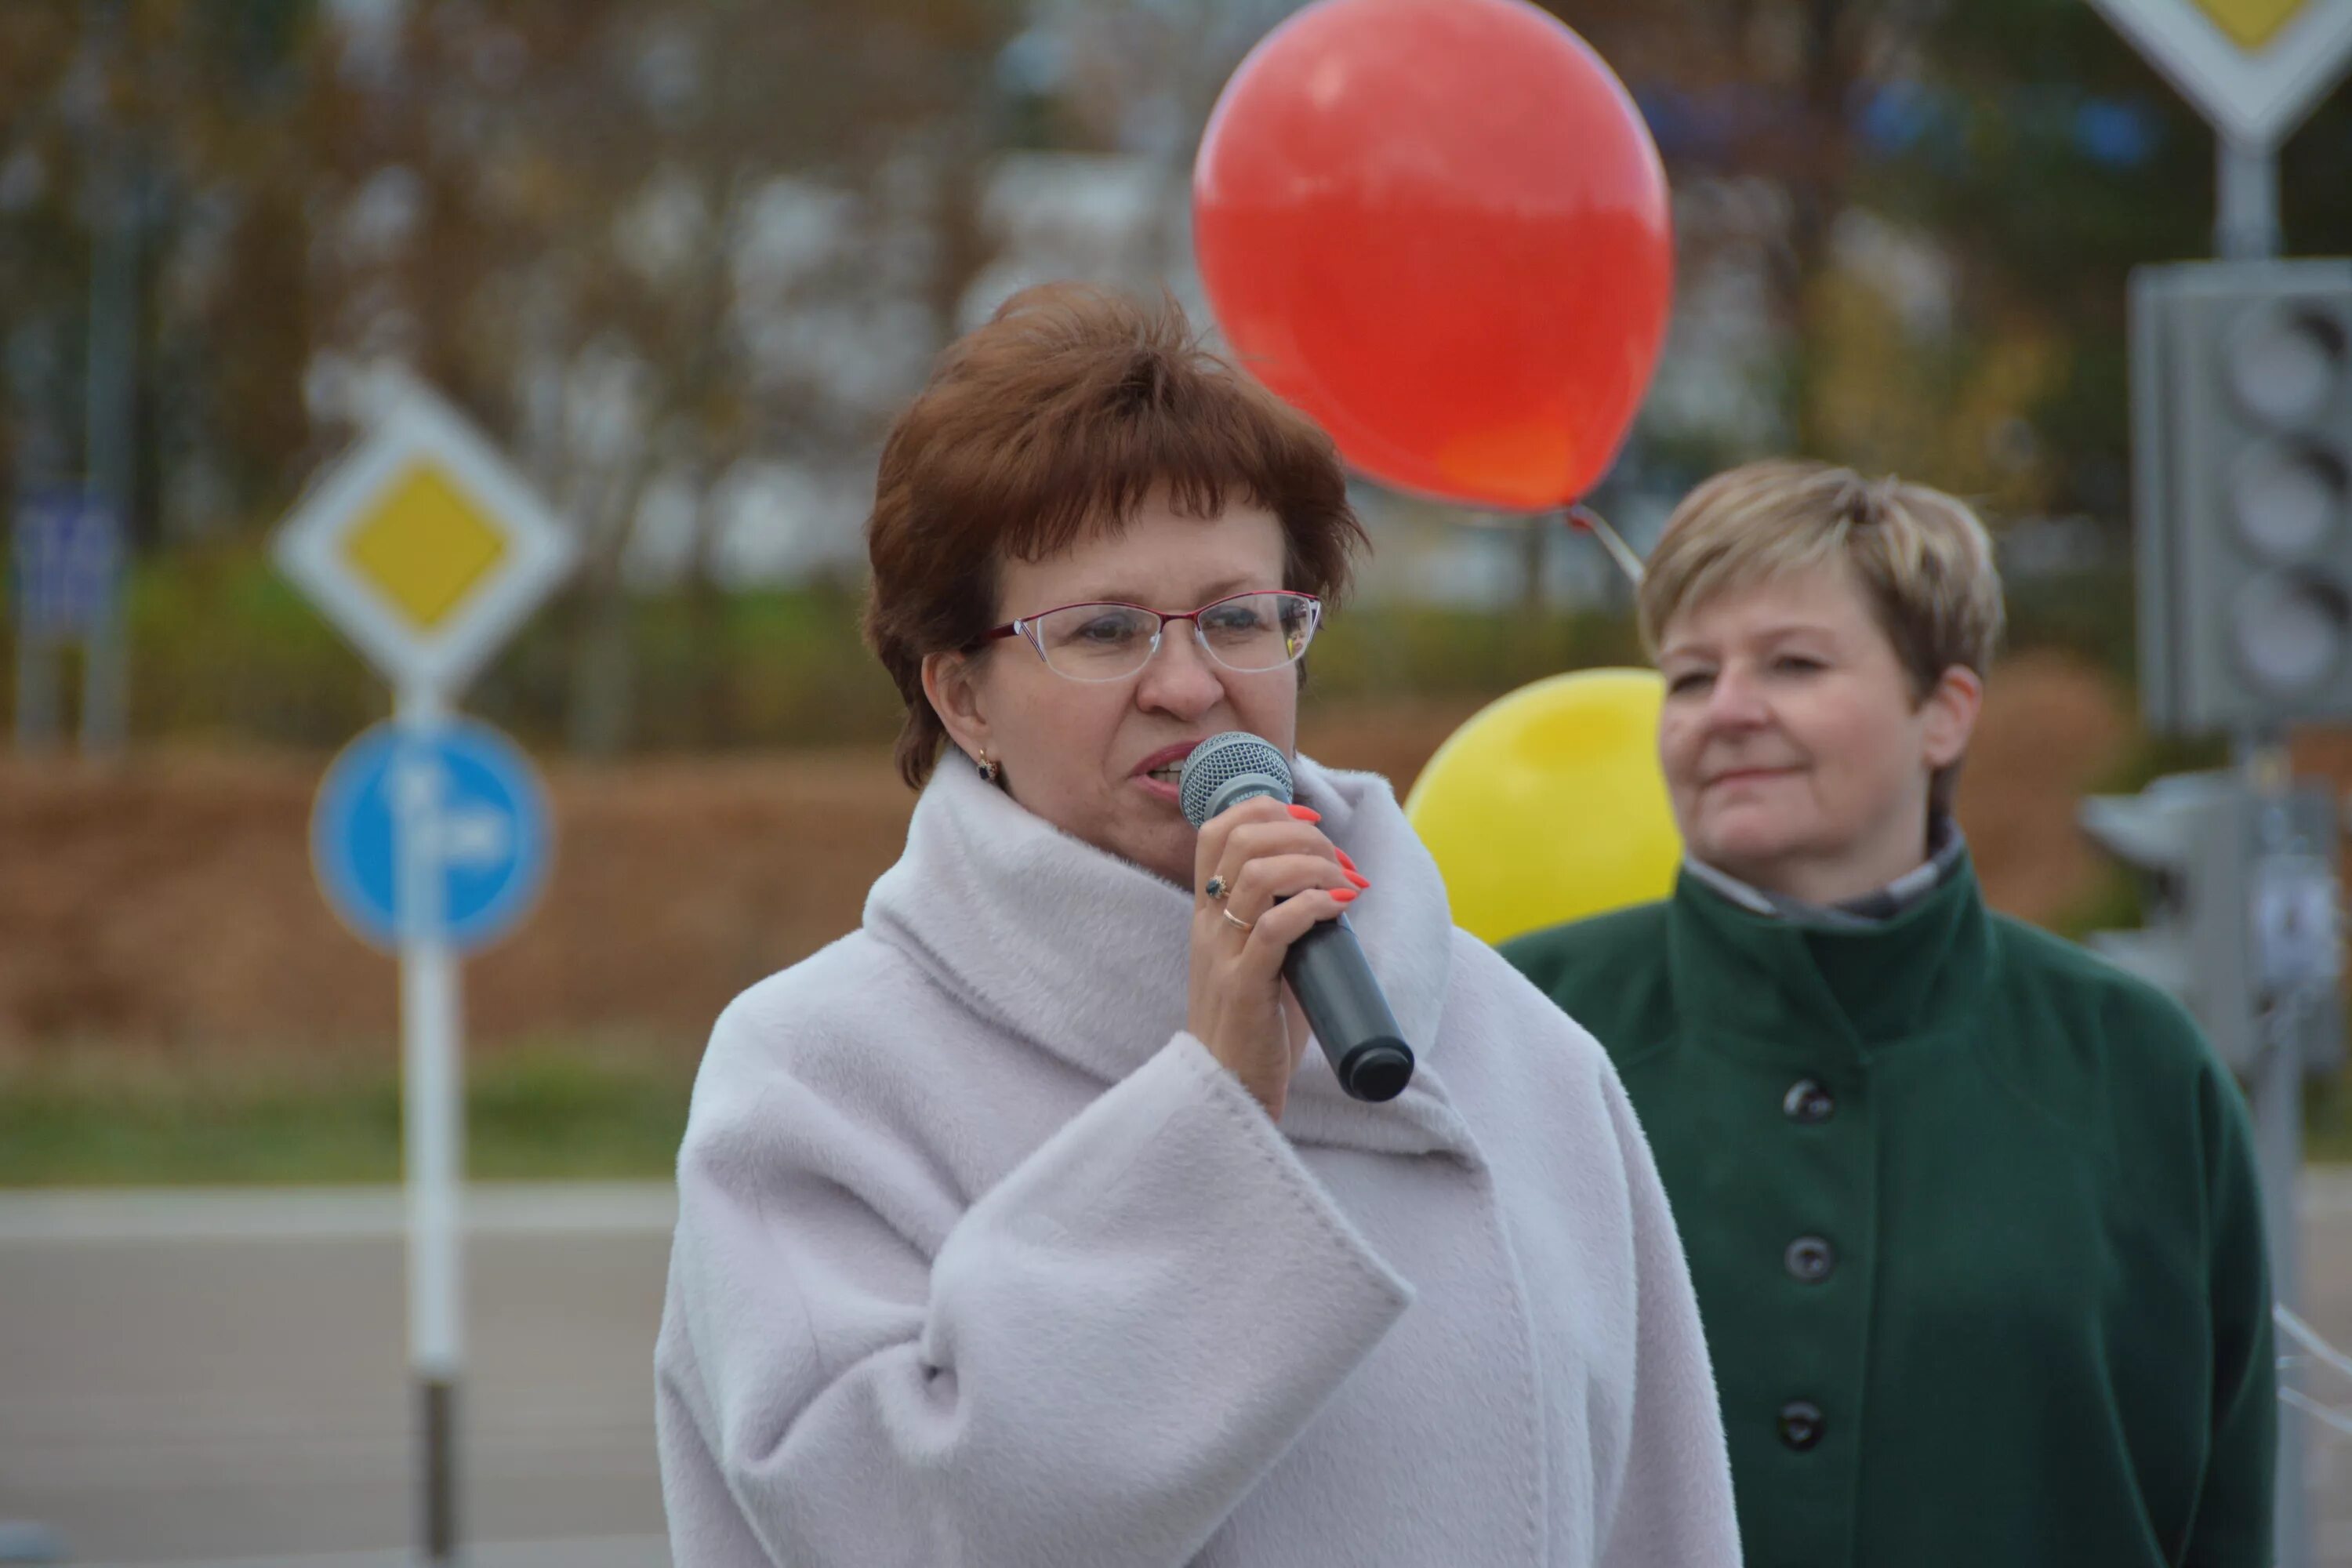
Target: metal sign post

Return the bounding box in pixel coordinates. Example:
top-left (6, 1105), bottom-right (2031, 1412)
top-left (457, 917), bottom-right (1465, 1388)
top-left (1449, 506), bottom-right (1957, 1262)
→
top-left (394, 683), bottom-right (463, 1559)
top-left (313, 698), bottom-right (557, 1553)
top-left (2089, 5), bottom-right (2352, 1563)
top-left (276, 377), bottom-right (572, 1566)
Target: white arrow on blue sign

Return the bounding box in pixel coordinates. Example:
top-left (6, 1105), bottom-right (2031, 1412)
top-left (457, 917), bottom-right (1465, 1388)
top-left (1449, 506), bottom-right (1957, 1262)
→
top-left (310, 717), bottom-right (553, 953)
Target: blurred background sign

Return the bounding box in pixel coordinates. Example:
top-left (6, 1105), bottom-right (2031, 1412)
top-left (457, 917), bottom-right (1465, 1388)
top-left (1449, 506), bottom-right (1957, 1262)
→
top-left (2091, 0), bottom-right (2352, 259)
top-left (9, 487), bottom-right (118, 641)
top-left (311, 717), bottom-right (553, 955)
top-left (2088, 0), bottom-right (2352, 145)
top-left (274, 381), bottom-right (575, 702)
top-left (2079, 771), bottom-right (2345, 1074)
top-left (9, 485), bottom-right (122, 758)
top-left (271, 379), bottom-right (575, 1567)
top-left (2130, 260), bottom-right (2352, 734)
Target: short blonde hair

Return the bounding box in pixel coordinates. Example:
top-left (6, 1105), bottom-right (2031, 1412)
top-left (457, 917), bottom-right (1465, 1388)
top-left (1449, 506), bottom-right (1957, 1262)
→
top-left (1638, 459), bottom-right (2005, 698)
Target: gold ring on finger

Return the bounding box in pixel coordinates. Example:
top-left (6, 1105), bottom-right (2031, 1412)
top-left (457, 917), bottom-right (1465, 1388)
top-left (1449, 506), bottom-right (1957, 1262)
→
top-left (1205, 874), bottom-right (1230, 902)
top-left (1221, 906), bottom-right (1255, 934)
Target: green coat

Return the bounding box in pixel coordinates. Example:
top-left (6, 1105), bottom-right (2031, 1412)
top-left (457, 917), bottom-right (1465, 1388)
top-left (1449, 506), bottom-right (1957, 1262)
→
top-left (1501, 858), bottom-right (2275, 1567)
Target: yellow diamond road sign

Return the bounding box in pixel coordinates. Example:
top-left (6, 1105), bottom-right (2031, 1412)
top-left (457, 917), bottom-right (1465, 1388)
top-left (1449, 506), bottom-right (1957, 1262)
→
top-left (275, 380), bottom-right (575, 699)
top-left (342, 465), bottom-right (510, 631)
top-left (2194, 0), bottom-right (2310, 48)
top-left (2090, 0), bottom-right (2352, 145)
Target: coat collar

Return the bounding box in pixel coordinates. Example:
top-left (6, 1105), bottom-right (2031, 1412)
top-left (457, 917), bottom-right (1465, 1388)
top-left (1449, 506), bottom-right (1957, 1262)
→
top-left (863, 753), bottom-right (1470, 1155)
top-left (1666, 848), bottom-right (1996, 1065)
top-left (1680, 814), bottom-right (1970, 929)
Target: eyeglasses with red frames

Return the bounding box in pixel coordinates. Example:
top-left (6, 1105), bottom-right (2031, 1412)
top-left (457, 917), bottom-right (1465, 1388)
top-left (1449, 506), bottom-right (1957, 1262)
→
top-left (979, 590), bottom-right (1323, 683)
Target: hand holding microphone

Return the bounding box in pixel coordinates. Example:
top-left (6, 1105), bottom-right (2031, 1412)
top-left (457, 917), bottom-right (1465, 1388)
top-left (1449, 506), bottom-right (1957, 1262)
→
top-left (1181, 733), bottom-right (1415, 1114)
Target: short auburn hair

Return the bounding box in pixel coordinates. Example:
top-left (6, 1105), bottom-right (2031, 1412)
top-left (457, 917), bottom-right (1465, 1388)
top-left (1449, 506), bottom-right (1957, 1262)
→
top-left (1639, 459), bottom-right (2005, 813)
top-left (864, 283), bottom-right (1367, 787)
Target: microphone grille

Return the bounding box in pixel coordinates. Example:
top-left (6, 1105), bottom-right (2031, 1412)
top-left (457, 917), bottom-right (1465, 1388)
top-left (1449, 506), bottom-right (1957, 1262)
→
top-left (1179, 732), bottom-right (1293, 827)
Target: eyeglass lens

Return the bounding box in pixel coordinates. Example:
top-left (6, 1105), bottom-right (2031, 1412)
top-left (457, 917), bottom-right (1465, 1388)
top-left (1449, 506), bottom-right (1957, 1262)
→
top-left (1026, 593), bottom-right (1316, 680)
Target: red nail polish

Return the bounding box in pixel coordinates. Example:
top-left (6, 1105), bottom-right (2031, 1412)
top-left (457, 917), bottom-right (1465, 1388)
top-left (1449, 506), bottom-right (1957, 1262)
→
top-left (1336, 849), bottom-right (1357, 872)
top-left (1345, 870), bottom-right (1370, 889)
top-left (1287, 804), bottom-right (1321, 822)
top-left (1330, 887), bottom-right (1359, 903)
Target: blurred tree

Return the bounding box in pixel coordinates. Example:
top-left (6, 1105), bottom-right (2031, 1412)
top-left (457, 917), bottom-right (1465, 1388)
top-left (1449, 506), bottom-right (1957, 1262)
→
top-left (1872, 0), bottom-right (2352, 527)
top-left (0, 0), bottom-right (321, 539)
top-left (1548, 0), bottom-right (2352, 537)
top-left (0, 5), bottom-right (93, 501)
top-left (1552, 0), bottom-right (1944, 456)
top-left (286, 0), bottom-right (1025, 754)
top-left (2, 0), bottom-right (1025, 754)
top-left (9, 0), bottom-right (2352, 752)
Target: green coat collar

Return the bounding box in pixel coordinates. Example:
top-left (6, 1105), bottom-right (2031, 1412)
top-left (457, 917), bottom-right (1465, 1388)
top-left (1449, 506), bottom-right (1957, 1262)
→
top-left (1666, 851), bottom-right (1994, 1066)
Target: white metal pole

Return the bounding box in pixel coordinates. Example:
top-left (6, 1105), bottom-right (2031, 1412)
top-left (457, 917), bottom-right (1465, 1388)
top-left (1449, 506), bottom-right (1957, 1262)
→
top-left (2216, 135), bottom-right (2282, 261)
top-left (2241, 742), bottom-right (2311, 1568)
top-left (2215, 129), bottom-right (2308, 1568)
top-left (394, 683), bottom-right (462, 1563)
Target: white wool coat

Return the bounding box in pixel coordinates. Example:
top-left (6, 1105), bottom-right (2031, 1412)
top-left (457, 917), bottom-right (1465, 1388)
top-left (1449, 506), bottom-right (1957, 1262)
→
top-left (655, 755), bottom-right (1740, 1568)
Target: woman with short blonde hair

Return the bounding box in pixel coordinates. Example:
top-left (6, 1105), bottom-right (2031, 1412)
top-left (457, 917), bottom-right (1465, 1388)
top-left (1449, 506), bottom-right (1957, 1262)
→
top-left (1508, 459), bottom-right (2276, 1567)
top-left (1635, 460), bottom-right (2004, 824)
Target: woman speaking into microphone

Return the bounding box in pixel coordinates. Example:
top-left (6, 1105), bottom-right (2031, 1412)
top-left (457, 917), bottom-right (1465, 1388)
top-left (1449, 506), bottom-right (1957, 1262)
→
top-left (654, 284), bottom-right (1737, 1567)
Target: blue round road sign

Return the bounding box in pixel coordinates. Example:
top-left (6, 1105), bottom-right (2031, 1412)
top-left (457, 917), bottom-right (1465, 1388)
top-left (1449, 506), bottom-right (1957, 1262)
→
top-left (310, 717), bottom-right (553, 953)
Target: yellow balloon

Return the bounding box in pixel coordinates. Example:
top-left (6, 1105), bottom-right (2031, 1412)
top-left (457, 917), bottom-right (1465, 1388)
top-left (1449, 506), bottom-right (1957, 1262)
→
top-left (1405, 668), bottom-right (1682, 946)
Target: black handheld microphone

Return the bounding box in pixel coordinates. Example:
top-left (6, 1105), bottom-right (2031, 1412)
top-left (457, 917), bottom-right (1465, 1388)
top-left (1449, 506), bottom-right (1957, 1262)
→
top-left (1179, 732), bottom-right (1415, 1103)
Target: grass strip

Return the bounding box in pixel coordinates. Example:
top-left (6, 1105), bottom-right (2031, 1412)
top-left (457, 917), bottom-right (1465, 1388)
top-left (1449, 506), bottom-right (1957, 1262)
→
top-left (0, 1040), bottom-right (695, 1187)
top-left (0, 1036), bottom-right (2344, 1185)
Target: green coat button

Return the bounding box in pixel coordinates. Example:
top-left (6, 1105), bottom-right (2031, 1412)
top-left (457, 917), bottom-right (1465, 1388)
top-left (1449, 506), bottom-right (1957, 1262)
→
top-left (1782, 1078), bottom-right (1835, 1123)
top-left (1785, 1236), bottom-right (1836, 1283)
top-left (1778, 1401), bottom-right (1824, 1451)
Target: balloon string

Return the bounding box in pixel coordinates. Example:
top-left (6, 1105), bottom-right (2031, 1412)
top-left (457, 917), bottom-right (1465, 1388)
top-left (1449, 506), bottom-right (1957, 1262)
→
top-left (1565, 504), bottom-right (1646, 587)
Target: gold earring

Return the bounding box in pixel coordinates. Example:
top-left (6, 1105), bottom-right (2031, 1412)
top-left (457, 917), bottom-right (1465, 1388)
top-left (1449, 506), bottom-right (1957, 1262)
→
top-left (977, 749), bottom-right (1000, 784)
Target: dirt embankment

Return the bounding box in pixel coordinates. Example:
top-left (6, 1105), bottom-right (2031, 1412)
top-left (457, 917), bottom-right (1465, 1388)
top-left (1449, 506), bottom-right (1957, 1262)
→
top-left (6, 652), bottom-right (2307, 1058)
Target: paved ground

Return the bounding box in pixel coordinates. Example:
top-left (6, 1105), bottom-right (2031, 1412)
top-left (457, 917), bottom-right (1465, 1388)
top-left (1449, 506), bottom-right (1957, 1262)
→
top-left (2, 1174), bottom-right (2348, 1566)
top-left (2295, 1172), bottom-right (2352, 1566)
top-left (0, 1186), bottom-right (674, 1566)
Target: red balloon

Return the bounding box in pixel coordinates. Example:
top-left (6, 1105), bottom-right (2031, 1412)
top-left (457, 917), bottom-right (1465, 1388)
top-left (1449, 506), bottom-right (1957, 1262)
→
top-left (1193, 0), bottom-right (1672, 512)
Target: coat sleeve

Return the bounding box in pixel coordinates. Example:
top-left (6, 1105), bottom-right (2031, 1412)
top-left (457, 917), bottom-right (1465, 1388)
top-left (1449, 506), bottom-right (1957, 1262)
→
top-left (655, 1025), bottom-right (1414, 1568)
top-left (2181, 1057), bottom-right (2277, 1568)
top-left (1592, 1063), bottom-right (1744, 1568)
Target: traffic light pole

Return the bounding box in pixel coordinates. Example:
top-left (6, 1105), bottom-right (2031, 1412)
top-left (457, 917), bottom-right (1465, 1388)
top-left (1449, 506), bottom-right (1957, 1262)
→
top-left (2238, 739), bottom-right (2310, 1568)
top-left (2085, 0), bottom-right (2352, 1553)
top-left (2214, 139), bottom-right (2314, 1568)
top-left (2216, 136), bottom-right (2280, 262)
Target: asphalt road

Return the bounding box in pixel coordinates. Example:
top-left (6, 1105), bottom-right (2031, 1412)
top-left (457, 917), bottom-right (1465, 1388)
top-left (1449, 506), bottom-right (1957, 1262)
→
top-left (0, 1186), bottom-right (673, 1566)
top-left (2, 1175), bottom-right (2348, 1566)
